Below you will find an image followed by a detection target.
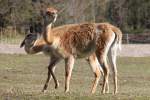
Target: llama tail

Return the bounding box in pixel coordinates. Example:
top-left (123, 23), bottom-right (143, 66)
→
top-left (117, 29), bottom-right (122, 51)
top-left (111, 26), bottom-right (123, 51)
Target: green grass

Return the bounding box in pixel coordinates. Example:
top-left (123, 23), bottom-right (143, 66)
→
top-left (0, 54), bottom-right (150, 100)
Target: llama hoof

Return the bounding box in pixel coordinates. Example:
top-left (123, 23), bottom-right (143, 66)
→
top-left (91, 90), bottom-right (96, 94)
top-left (105, 91), bottom-right (109, 94)
top-left (65, 89), bottom-right (69, 93)
top-left (113, 91), bottom-right (118, 95)
top-left (99, 82), bottom-right (103, 86)
top-left (101, 90), bottom-right (105, 94)
top-left (42, 89), bottom-right (47, 93)
top-left (55, 82), bottom-right (59, 89)
top-left (42, 84), bottom-right (48, 92)
top-left (55, 85), bottom-right (58, 89)
top-left (91, 88), bottom-right (96, 94)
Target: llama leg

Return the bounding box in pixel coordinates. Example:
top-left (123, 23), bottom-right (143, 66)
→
top-left (96, 52), bottom-right (109, 94)
top-left (96, 32), bottom-right (115, 94)
top-left (88, 54), bottom-right (101, 94)
top-left (42, 65), bottom-right (56, 92)
top-left (50, 65), bottom-right (59, 89)
top-left (108, 45), bottom-right (118, 94)
top-left (100, 59), bottom-right (109, 94)
top-left (42, 57), bottom-right (60, 92)
top-left (65, 56), bottom-right (75, 93)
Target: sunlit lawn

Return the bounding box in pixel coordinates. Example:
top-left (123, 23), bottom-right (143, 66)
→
top-left (0, 54), bottom-right (150, 100)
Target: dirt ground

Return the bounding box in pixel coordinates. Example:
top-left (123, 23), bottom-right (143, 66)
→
top-left (0, 44), bottom-right (150, 57)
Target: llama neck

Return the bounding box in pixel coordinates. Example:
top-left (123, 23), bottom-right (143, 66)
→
top-left (25, 45), bottom-right (44, 54)
top-left (43, 23), bottom-right (54, 44)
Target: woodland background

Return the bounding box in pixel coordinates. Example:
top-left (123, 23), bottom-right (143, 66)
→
top-left (0, 0), bottom-right (150, 35)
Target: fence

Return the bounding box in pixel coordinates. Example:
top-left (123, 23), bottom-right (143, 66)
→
top-left (122, 33), bottom-right (150, 44)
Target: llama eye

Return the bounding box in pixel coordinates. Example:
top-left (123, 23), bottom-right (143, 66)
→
top-left (26, 34), bottom-right (32, 38)
top-left (50, 12), bottom-right (55, 15)
top-left (46, 12), bottom-right (52, 16)
top-left (46, 12), bottom-right (55, 17)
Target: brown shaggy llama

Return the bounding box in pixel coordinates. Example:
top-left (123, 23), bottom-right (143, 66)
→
top-left (20, 7), bottom-right (122, 94)
top-left (21, 7), bottom-right (103, 94)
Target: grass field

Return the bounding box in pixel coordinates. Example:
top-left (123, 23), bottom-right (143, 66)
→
top-left (0, 54), bottom-right (150, 100)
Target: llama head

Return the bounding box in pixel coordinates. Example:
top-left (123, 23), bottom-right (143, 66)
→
top-left (44, 7), bottom-right (58, 26)
top-left (20, 33), bottom-right (37, 49)
top-left (20, 20), bottom-right (43, 48)
top-left (20, 32), bottom-right (39, 54)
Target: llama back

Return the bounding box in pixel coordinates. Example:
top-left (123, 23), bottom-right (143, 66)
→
top-left (97, 23), bottom-right (122, 51)
top-left (60, 23), bottom-right (98, 58)
top-left (95, 23), bottom-right (122, 51)
top-left (96, 23), bottom-right (114, 51)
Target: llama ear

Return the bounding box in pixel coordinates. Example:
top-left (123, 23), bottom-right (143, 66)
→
top-left (30, 26), bottom-right (34, 33)
top-left (20, 39), bottom-right (25, 48)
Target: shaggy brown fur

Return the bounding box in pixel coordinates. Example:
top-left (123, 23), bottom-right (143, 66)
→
top-left (48, 23), bottom-right (122, 94)
top-left (21, 23), bottom-right (103, 94)
top-left (41, 23), bottom-right (102, 58)
top-left (24, 23), bottom-right (121, 94)
top-left (21, 8), bottom-right (122, 94)
top-left (60, 23), bottom-right (98, 58)
top-left (43, 22), bottom-right (103, 93)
